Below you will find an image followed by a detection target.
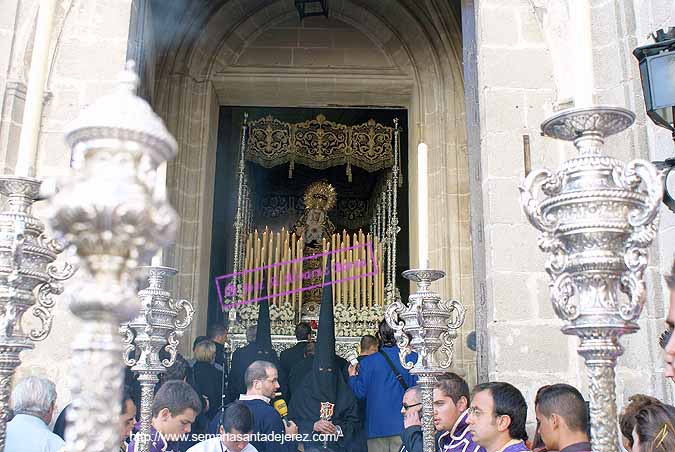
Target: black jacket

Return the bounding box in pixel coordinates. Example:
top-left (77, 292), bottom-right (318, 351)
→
top-left (228, 343), bottom-right (260, 402)
top-left (241, 398), bottom-right (297, 452)
top-left (280, 342), bottom-right (309, 377)
top-left (193, 361), bottom-right (224, 420)
top-left (399, 426), bottom-right (422, 452)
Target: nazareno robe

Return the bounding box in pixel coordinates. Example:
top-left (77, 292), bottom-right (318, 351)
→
top-left (228, 284), bottom-right (282, 403)
top-left (288, 370), bottom-right (359, 452)
top-left (287, 256), bottom-right (359, 452)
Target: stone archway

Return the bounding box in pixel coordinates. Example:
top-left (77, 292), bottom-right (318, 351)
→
top-left (153, 0), bottom-right (476, 381)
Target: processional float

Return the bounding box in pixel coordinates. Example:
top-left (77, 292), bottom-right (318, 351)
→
top-left (223, 114), bottom-right (404, 354)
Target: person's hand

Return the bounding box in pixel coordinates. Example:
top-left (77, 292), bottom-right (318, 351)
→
top-left (403, 406), bottom-right (422, 428)
top-left (284, 420), bottom-right (298, 436)
top-left (313, 420), bottom-right (337, 434)
top-left (348, 364), bottom-right (358, 376)
top-left (202, 396), bottom-right (210, 412)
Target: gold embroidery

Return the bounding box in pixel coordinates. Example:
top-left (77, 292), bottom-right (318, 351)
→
top-left (246, 115), bottom-right (394, 173)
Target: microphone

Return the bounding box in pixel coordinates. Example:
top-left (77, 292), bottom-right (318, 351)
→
top-left (273, 398), bottom-right (290, 426)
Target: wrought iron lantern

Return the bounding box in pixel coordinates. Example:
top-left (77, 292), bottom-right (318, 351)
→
top-left (633, 27), bottom-right (675, 211)
top-left (295, 0), bottom-right (328, 19)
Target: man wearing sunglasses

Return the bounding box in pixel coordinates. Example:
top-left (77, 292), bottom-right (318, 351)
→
top-left (399, 386), bottom-right (423, 452)
top-left (399, 373), bottom-right (484, 452)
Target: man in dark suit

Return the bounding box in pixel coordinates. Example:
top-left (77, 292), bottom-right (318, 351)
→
top-left (279, 321), bottom-right (313, 396)
top-left (207, 323), bottom-right (229, 372)
top-left (227, 324), bottom-right (258, 403)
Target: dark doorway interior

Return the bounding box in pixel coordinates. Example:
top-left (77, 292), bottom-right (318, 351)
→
top-left (207, 107), bottom-right (409, 328)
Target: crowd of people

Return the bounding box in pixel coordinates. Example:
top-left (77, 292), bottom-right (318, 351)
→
top-left (6, 260), bottom-right (675, 452)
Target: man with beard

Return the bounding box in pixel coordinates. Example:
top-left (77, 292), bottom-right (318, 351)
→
top-left (229, 282), bottom-right (284, 403)
top-left (239, 360), bottom-right (297, 452)
top-left (288, 256), bottom-right (359, 452)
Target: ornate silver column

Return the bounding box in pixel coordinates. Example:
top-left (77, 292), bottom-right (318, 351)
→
top-left (226, 114), bottom-right (250, 324)
top-left (519, 106), bottom-right (662, 452)
top-left (385, 270), bottom-right (466, 452)
top-left (0, 176), bottom-right (75, 449)
top-left (49, 63), bottom-right (179, 452)
top-left (121, 266), bottom-right (194, 452)
top-left (385, 119), bottom-right (401, 304)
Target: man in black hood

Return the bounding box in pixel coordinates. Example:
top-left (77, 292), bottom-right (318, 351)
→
top-left (288, 256), bottom-right (359, 452)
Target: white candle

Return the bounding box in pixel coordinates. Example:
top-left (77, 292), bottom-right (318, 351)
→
top-left (155, 161), bottom-right (168, 201)
top-left (151, 252), bottom-right (163, 267)
top-left (151, 162), bottom-right (168, 266)
top-left (417, 142), bottom-right (429, 269)
top-left (16, 0), bottom-right (57, 177)
top-left (570, 0), bottom-right (594, 107)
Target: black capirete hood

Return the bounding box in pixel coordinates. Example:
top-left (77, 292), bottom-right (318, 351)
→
top-left (255, 274), bottom-right (274, 359)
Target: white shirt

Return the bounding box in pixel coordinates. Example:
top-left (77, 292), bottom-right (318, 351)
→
top-left (5, 413), bottom-right (65, 452)
top-left (239, 394), bottom-right (271, 404)
top-left (186, 437), bottom-right (258, 452)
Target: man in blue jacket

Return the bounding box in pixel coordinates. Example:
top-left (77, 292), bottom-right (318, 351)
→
top-left (348, 320), bottom-right (418, 452)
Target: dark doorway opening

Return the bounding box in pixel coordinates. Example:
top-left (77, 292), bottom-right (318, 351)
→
top-left (207, 107), bottom-right (409, 328)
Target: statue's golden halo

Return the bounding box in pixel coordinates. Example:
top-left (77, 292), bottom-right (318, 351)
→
top-left (304, 181), bottom-right (337, 211)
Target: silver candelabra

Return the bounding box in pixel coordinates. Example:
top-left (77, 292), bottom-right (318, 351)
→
top-left (48, 62), bottom-right (179, 452)
top-left (0, 176), bottom-right (75, 449)
top-left (385, 269), bottom-right (466, 452)
top-left (519, 106), bottom-right (662, 452)
top-left (121, 266), bottom-right (194, 452)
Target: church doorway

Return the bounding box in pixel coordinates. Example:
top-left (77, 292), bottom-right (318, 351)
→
top-left (207, 107), bottom-right (410, 332)
top-left (148, 0), bottom-right (475, 381)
